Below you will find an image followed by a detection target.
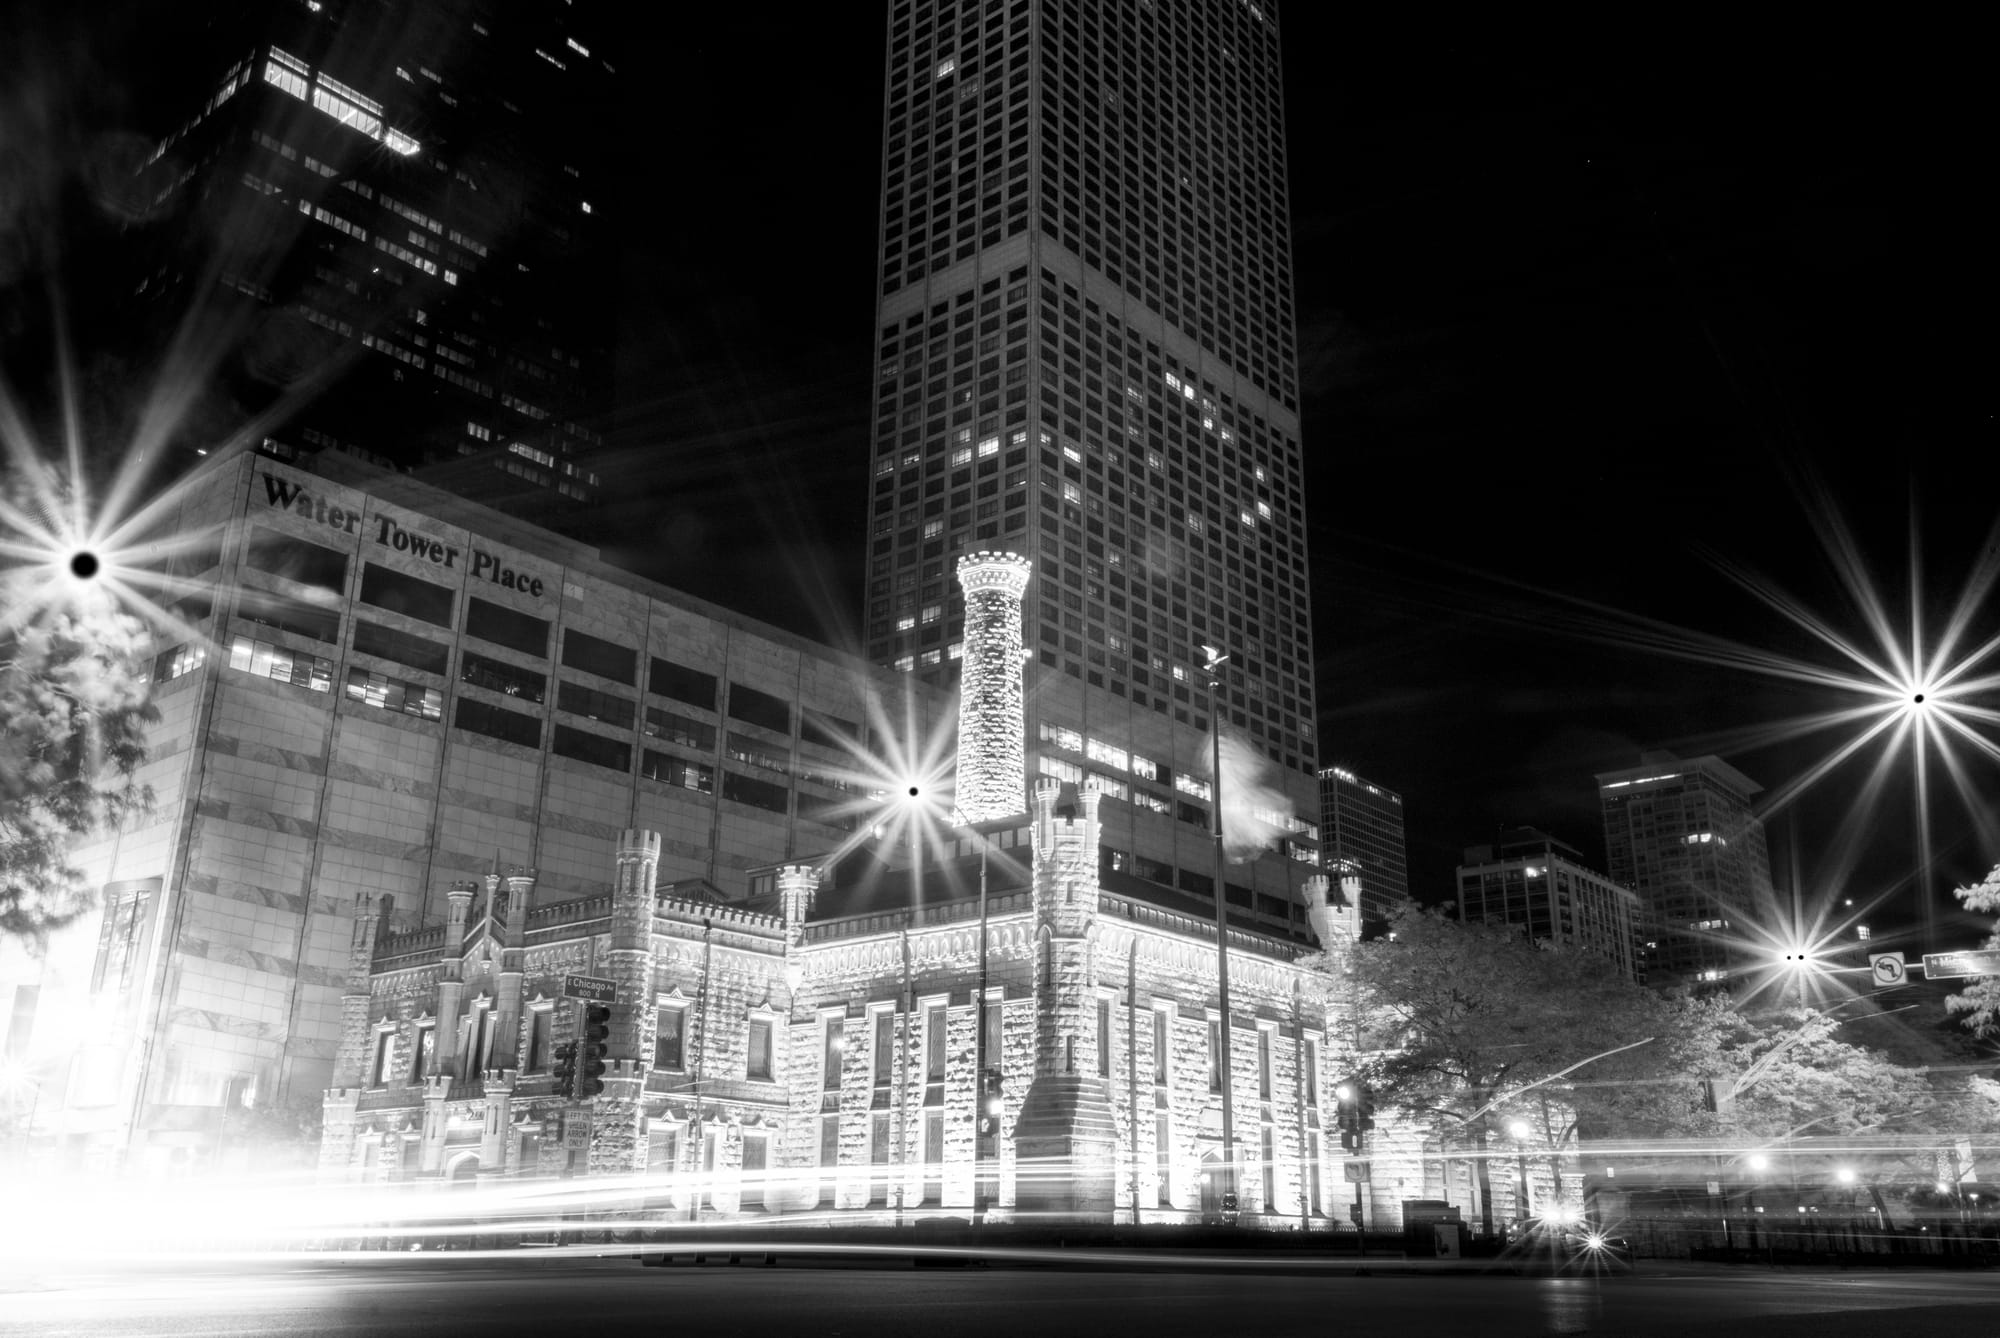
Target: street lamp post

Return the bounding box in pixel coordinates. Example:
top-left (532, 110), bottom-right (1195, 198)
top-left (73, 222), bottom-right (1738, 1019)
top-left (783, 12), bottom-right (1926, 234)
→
top-left (1203, 646), bottom-right (1237, 1218)
top-left (1507, 1118), bottom-right (1533, 1221)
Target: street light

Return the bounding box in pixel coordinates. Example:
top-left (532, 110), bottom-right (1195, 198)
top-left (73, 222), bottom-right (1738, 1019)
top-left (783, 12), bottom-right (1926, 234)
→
top-left (1202, 644), bottom-right (1237, 1218)
top-left (1507, 1118), bottom-right (1533, 1219)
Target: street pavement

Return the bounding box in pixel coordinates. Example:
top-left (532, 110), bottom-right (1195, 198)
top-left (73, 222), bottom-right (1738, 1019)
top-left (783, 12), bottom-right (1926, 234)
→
top-left (3, 1254), bottom-right (1997, 1337)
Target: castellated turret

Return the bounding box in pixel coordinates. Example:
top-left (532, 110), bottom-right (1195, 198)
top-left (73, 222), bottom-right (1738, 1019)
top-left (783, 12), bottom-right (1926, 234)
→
top-left (953, 551), bottom-right (1032, 822)
top-left (1012, 777), bottom-right (1118, 1217)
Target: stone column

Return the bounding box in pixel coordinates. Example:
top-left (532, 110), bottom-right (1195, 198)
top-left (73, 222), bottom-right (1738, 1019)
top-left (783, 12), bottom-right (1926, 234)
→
top-left (491, 869), bottom-right (536, 1072)
top-left (1014, 777), bottom-right (1116, 1217)
top-left (953, 551), bottom-right (1032, 823)
top-left (590, 829), bottom-right (659, 1176)
top-left (478, 1071), bottom-right (514, 1181)
top-left (318, 1090), bottom-right (361, 1182)
top-left (436, 881), bottom-right (477, 1074)
top-left (418, 1073), bottom-right (451, 1176)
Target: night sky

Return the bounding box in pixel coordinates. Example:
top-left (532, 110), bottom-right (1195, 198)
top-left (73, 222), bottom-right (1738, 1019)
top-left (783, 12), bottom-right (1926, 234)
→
top-left (595, 13), bottom-right (1996, 936)
top-left (5, 9), bottom-right (1994, 939)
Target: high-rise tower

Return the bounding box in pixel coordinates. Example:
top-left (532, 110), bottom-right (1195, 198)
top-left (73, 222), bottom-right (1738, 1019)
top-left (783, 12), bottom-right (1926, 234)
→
top-left (121, 1), bottom-right (616, 517)
top-left (864, 0), bottom-right (1322, 927)
top-left (1318, 765), bottom-right (1409, 930)
top-left (1598, 751), bottom-right (1774, 989)
top-left (862, 0), bottom-right (1313, 766)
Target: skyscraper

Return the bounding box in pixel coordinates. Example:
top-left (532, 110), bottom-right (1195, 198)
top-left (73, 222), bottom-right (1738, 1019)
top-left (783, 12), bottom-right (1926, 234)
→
top-left (127, 0), bottom-right (615, 516)
top-left (1318, 765), bottom-right (1409, 928)
top-left (1456, 828), bottom-right (1643, 981)
top-left (1598, 751), bottom-right (1774, 989)
top-left (861, 0), bottom-right (1312, 757)
top-left (859, 0), bottom-right (1322, 919)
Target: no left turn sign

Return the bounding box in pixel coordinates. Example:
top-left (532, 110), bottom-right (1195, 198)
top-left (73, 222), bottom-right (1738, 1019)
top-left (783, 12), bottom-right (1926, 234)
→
top-left (1869, 952), bottom-right (1907, 987)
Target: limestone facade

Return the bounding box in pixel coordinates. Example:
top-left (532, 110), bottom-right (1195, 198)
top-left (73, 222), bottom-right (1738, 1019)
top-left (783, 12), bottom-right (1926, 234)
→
top-left (319, 813), bottom-right (1456, 1228)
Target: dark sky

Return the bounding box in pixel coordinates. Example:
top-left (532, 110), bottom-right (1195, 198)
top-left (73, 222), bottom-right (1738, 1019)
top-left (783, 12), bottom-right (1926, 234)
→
top-left (6, 7), bottom-right (1992, 943)
top-left (594, 12), bottom-right (1996, 938)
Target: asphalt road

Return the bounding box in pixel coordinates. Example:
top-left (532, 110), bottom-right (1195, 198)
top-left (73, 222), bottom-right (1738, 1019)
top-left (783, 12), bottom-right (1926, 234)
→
top-left (4, 1255), bottom-right (1997, 1337)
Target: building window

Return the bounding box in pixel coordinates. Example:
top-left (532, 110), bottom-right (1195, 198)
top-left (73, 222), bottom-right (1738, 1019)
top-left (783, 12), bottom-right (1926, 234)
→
top-left (409, 1023), bottom-right (436, 1083)
top-left (644, 706), bottom-right (714, 750)
top-left (741, 1133), bottom-right (769, 1212)
top-left (552, 724), bottom-right (630, 772)
top-left (818, 1116), bottom-right (840, 1206)
top-left (149, 642), bottom-right (206, 686)
top-left (524, 1010), bottom-right (551, 1073)
top-left (1156, 1114), bottom-right (1173, 1208)
top-left (823, 1016), bottom-right (844, 1092)
top-left (1258, 1027), bottom-right (1273, 1101)
top-left (561, 629), bottom-right (637, 685)
top-left (461, 651), bottom-right (546, 701)
top-left (649, 658), bottom-right (717, 709)
top-left (869, 1112), bottom-right (891, 1206)
top-left (344, 666), bottom-right (443, 720)
top-left (641, 750), bottom-right (713, 793)
top-left (557, 679), bottom-right (635, 728)
top-left (370, 1028), bottom-right (395, 1086)
top-left (924, 1005), bottom-right (947, 1085)
top-left (1152, 1006), bottom-right (1171, 1088)
top-left (747, 1017), bottom-right (774, 1081)
top-left (1261, 1125), bottom-right (1277, 1213)
top-left (1207, 1016), bottom-right (1222, 1094)
top-left (726, 682), bottom-right (792, 734)
top-left (354, 620), bottom-right (449, 675)
top-left (90, 878), bottom-right (159, 994)
top-left (453, 697), bottom-right (541, 749)
top-left (465, 597), bottom-right (549, 657)
top-left (359, 562), bottom-right (454, 627)
top-left (1096, 996), bottom-right (1112, 1078)
top-left (1303, 1036), bottom-right (1320, 1108)
top-left (229, 634), bottom-right (333, 691)
top-left (244, 527), bottom-right (349, 595)
top-left (721, 770), bottom-right (789, 814)
top-left (654, 1006), bottom-right (686, 1071)
top-left (872, 1010), bottom-right (894, 1092)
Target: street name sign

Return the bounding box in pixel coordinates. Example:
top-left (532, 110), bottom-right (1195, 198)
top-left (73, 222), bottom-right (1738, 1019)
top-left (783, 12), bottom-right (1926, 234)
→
top-left (562, 973), bottom-right (617, 1002)
top-left (1921, 950), bottom-right (2000, 981)
top-left (1868, 952), bottom-right (1907, 987)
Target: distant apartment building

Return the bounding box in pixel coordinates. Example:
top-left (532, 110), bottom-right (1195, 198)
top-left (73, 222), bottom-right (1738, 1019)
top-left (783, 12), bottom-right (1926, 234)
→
top-left (1456, 828), bottom-right (1643, 982)
top-left (1318, 766), bottom-right (1409, 928)
top-left (1597, 751), bottom-right (1774, 989)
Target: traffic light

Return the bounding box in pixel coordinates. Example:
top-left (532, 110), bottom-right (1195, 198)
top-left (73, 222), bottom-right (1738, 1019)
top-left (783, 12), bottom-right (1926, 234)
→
top-left (576, 1003), bottom-right (611, 1099)
top-left (1334, 1080), bottom-right (1358, 1131)
top-left (977, 1067), bottom-right (1004, 1139)
top-left (551, 1041), bottom-right (576, 1099)
top-left (1356, 1083), bottom-right (1376, 1133)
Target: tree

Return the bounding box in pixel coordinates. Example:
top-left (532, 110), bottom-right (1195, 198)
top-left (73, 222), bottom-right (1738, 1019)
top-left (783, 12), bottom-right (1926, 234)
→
top-left (1945, 863), bottom-right (2000, 1038)
top-left (1347, 904), bottom-right (1700, 1232)
top-left (1, 498), bottom-right (157, 942)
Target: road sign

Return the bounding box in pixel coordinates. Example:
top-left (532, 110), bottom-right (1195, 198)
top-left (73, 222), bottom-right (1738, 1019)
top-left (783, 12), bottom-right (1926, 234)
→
top-left (1342, 1160), bottom-right (1372, 1183)
top-left (1868, 952), bottom-right (1907, 987)
top-left (563, 973), bottom-right (617, 1002)
top-left (1921, 949), bottom-right (2000, 981)
top-left (563, 1109), bottom-right (592, 1149)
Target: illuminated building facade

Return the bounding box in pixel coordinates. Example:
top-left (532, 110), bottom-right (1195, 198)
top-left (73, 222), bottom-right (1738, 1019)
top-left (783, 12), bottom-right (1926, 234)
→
top-left (6, 450), bottom-right (1312, 1175)
top-left (317, 784), bottom-right (1517, 1230)
top-left (859, 0), bottom-right (1323, 930)
top-left (5, 451), bottom-right (930, 1174)
top-left (1597, 751), bottom-right (1775, 989)
top-left (131, 0), bottom-right (614, 514)
top-left (1317, 766), bottom-right (1409, 929)
top-left (1455, 828), bottom-right (1643, 982)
